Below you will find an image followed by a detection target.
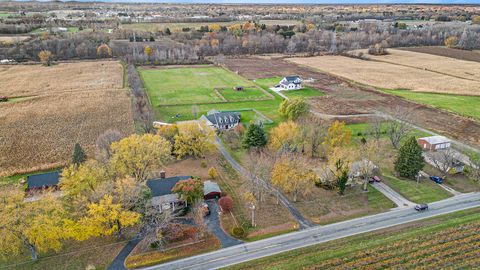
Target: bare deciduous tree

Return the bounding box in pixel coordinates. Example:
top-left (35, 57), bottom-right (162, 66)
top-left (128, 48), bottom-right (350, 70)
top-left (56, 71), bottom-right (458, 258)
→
top-left (95, 129), bottom-right (124, 163)
top-left (386, 107), bottom-right (412, 149)
top-left (429, 149), bottom-right (459, 179)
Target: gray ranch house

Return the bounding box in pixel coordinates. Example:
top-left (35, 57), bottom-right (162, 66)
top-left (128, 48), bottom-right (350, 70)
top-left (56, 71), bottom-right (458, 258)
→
top-left (278, 76), bottom-right (303, 90)
top-left (199, 109), bottom-right (241, 131)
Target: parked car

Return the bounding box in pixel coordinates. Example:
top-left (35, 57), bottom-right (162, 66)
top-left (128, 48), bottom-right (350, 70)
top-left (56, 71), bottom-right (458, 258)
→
top-left (368, 175), bottom-right (381, 183)
top-left (414, 204), bottom-right (429, 211)
top-left (429, 176), bottom-right (443, 184)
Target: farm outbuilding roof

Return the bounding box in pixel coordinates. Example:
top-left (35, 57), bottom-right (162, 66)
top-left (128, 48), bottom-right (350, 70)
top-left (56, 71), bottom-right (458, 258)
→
top-left (203, 180), bottom-right (221, 196)
top-left (147, 176), bottom-right (191, 197)
top-left (27, 171), bottom-right (60, 189)
top-left (418, 135), bottom-right (450, 145)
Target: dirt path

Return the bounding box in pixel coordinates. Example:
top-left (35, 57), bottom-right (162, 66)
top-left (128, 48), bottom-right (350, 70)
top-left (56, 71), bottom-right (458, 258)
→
top-left (223, 57), bottom-right (480, 148)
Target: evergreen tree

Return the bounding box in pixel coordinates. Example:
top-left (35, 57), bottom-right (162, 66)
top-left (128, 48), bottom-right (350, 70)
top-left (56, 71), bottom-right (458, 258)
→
top-left (394, 136), bottom-right (425, 179)
top-left (242, 122), bottom-right (267, 149)
top-left (72, 142), bottom-right (87, 165)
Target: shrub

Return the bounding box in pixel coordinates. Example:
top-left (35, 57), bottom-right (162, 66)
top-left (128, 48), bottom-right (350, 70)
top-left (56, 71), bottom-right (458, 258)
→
top-left (208, 167), bottom-right (218, 179)
top-left (368, 43), bottom-right (388, 55)
top-left (218, 196), bottom-right (234, 212)
top-left (150, 241), bottom-right (161, 249)
top-left (231, 227), bottom-right (246, 238)
top-left (444, 36), bottom-right (458, 48)
top-left (200, 160), bottom-right (207, 168)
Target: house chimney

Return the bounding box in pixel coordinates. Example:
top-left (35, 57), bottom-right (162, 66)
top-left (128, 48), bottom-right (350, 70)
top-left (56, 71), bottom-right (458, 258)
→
top-left (160, 170), bottom-right (166, 179)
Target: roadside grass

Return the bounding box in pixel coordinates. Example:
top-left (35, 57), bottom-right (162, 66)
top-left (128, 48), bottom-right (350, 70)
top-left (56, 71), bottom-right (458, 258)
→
top-left (382, 89), bottom-right (480, 121)
top-left (225, 208), bottom-right (480, 270)
top-left (367, 183), bottom-right (397, 210)
top-left (125, 234), bottom-right (221, 269)
top-left (245, 228), bottom-right (297, 242)
top-left (382, 173), bottom-right (452, 203)
top-left (139, 66), bottom-right (255, 105)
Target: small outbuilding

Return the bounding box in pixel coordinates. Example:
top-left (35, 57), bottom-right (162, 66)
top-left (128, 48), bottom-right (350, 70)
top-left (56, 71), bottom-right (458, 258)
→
top-left (26, 171), bottom-right (60, 192)
top-left (203, 180), bottom-right (222, 200)
top-left (417, 136), bottom-right (451, 151)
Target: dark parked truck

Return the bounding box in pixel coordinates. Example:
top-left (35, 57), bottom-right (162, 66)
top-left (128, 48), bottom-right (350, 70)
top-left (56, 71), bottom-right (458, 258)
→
top-left (415, 204), bottom-right (429, 211)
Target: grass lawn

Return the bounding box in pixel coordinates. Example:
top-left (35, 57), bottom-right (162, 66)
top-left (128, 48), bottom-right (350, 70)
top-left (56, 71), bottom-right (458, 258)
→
top-left (383, 89), bottom-right (480, 121)
top-left (0, 168), bottom-right (61, 186)
top-left (139, 66), bottom-right (255, 105)
top-left (152, 74), bottom-right (285, 125)
top-left (219, 87), bottom-right (270, 101)
top-left (347, 122), bottom-right (430, 140)
top-left (226, 208), bottom-right (480, 270)
top-left (382, 173), bottom-right (451, 203)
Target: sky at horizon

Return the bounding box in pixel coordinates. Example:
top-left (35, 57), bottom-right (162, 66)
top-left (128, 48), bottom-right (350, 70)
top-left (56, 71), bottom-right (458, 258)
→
top-left (15, 0), bottom-right (480, 4)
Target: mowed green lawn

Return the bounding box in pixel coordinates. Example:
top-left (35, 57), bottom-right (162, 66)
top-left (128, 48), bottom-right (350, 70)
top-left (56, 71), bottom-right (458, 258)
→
top-left (219, 87), bottom-right (270, 101)
top-left (382, 173), bottom-right (451, 203)
top-left (139, 66), bottom-right (256, 105)
top-left (255, 77), bottom-right (324, 99)
top-left (383, 89), bottom-right (480, 121)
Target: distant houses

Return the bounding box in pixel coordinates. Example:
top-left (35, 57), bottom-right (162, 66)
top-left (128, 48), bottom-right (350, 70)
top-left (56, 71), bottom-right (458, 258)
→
top-left (279, 76), bottom-right (303, 90)
top-left (199, 109), bottom-right (241, 131)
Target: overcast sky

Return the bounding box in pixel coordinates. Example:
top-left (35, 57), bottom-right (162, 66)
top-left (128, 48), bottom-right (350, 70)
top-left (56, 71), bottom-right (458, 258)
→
top-left (30, 0), bottom-right (480, 3)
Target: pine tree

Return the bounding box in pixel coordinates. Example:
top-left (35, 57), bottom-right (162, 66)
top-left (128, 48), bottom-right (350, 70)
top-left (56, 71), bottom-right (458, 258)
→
top-left (242, 122), bottom-right (267, 149)
top-left (394, 136), bottom-right (425, 179)
top-left (72, 142), bottom-right (87, 165)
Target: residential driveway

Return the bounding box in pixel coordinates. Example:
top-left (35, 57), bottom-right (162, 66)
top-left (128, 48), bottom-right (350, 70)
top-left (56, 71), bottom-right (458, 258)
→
top-left (204, 200), bottom-right (243, 248)
top-left (371, 182), bottom-right (415, 208)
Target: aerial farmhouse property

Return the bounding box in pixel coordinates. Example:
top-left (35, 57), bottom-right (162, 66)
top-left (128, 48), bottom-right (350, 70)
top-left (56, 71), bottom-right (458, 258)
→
top-left (417, 136), bottom-right (451, 151)
top-left (199, 109), bottom-right (241, 131)
top-left (278, 76), bottom-right (303, 90)
top-left (146, 174), bottom-right (191, 212)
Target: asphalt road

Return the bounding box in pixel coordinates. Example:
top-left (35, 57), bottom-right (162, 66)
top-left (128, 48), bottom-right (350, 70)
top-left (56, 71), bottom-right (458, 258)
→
top-left (142, 192), bottom-right (480, 270)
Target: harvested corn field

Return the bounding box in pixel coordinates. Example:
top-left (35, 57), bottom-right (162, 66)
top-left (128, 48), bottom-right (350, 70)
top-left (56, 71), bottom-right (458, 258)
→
top-left (0, 61), bottom-right (134, 176)
top-left (287, 55), bottom-right (480, 96)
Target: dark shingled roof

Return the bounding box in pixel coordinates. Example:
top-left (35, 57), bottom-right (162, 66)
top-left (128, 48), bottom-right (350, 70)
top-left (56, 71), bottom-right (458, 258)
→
top-left (27, 171), bottom-right (60, 189)
top-left (147, 176), bottom-right (191, 197)
top-left (205, 111), bottom-right (240, 126)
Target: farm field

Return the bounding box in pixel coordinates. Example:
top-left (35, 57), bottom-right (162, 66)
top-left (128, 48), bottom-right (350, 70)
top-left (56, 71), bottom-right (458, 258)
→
top-left (0, 61), bottom-right (134, 177)
top-left (400, 46), bottom-right (480, 63)
top-left (383, 89), bottom-right (480, 121)
top-left (140, 66), bottom-right (285, 124)
top-left (287, 55), bottom-right (480, 96)
top-left (228, 208), bottom-right (480, 270)
top-left (0, 35), bottom-right (30, 45)
top-left (121, 20), bottom-right (300, 32)
top-left (138, 66), bottom-right (269, 105)
top-left (357, 48), bottom-right (480, 81)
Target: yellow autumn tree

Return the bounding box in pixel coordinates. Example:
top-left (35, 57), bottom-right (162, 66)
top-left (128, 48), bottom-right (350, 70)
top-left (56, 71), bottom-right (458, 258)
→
top-left (78, 195), bottom-right (140, 239)
top-left (156, 124), bottom-right (178, 142)
top-left (144, 45), bottom-right (153, 58)
top-left (174, 121), bottom-right (216, 159)
top-left (0, 187), bottom-right (70, 260)
top-left (38, 50), bottom-right (52, 66)
top-left (444, 36), bottom-right (458, 48)
top-left (110, 134), bottom-right (172, 181)
top-left (97, 43), bottom-right (112, 58)
top-left (323, 120), bottom-right (351, 151)
top-left (268, 121), bottom-right (301, 151)
top-left (210, 38), bottom-right (220, 48)
top-left (271, 155), bottom-right (317, 202)
top-left (60, 159), bottom-right (109, 201)
top-left (209, 24), bottom-right (221, 32)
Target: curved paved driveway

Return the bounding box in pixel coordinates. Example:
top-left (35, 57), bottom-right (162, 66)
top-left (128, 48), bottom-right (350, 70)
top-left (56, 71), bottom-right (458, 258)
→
top-left (205, 200), bottom-right (243, 248)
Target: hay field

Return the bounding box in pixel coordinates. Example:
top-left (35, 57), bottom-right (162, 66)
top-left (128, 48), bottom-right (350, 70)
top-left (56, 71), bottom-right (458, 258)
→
top-left (287, 56), bottom-right (480, 96)
top-left (0, 61), bottom-right (134, 176)
top-left (0, 61), bottom-right (124, 97)
top-left (354, 48), bottom-right (480, 81)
